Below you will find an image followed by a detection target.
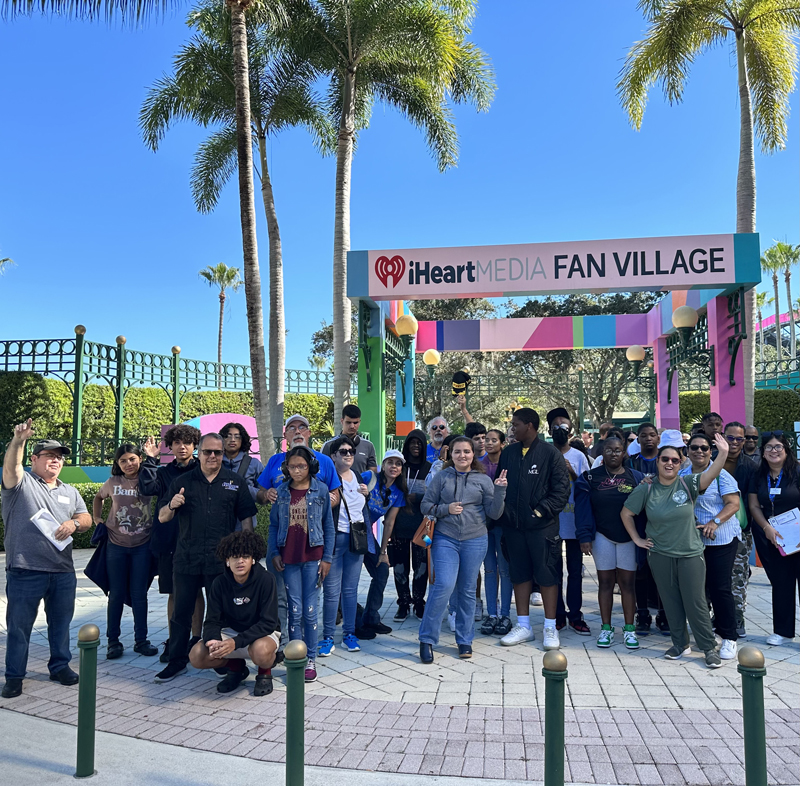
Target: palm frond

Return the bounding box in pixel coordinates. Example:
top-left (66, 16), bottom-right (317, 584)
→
top-left (1, 0), bottom-right (173, 22)
top-left (449, 38), bottom-right (495, 110)
top-left (190, 123), bottom-right (238, 213)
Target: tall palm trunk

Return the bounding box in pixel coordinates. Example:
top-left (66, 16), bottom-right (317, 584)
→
top-left (217, 290), bottom-right (226, 389)
top-left (735, 30), bottom-right (756, 423)
top-left (228, 0), bottom-right (274, 455)
top-left (784, 270), bottom-right (795, 359)
top-left (772, 273), bottom-right (781, 355)
top-left (332, 69), bottom-right (356, 425)
top-left (757, 306), bottom-right (764, 364)
top-left (257, 132), bottom-right (286, 442)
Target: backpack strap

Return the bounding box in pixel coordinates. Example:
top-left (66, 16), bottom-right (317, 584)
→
top-left (236, 453), bottom-right (252, 480)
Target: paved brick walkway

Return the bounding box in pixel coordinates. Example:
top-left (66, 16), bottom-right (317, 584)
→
top-left (1, 552), bottom-right (798, 784)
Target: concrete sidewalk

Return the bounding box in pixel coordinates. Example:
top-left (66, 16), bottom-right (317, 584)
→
top-left (1, 710), bottom-right (595, 786)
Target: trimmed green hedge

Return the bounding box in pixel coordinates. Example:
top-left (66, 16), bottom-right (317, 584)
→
top-left (678, 389), bottom-right (800, 434)
top-left (0, 481), bottom-right (272, 552)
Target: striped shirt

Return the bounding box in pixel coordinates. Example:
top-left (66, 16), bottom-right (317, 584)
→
top-left (679, 465), bottom-right (742, 546)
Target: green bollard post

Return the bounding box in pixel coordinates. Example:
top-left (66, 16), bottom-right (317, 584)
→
top-left (284, 640), bottom-right (308, 786)
top-left (75, 623), bottom-right (100, 779)
top-left (542, 650), bottom-right (568, 786)
top-left (737, 646), bottom-right (768, 786)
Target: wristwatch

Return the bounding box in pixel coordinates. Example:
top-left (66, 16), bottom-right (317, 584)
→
top-left (72, 519), bottom-right (81, 532)
top-left (713, 517), bottom-right (722, 525)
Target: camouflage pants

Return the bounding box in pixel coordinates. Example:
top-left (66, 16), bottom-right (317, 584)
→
top-left (732, 528), bottom-right (753, 627)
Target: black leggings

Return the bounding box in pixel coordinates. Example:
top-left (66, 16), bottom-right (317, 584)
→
top-left (704, 540), bottom-right (739, 641)
top-left (388, 537), bottom-right (428, 605)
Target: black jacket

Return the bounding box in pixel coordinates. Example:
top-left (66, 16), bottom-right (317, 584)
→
top-left (394, 429), bottom-right (432, 539)
top-left (203, 562), bottom-right (279, 649)
top-left (138, 455), bottom-right (198, 556)
top-left (497, 437), bottom-right (571, 531)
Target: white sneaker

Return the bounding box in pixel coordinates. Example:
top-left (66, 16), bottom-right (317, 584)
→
top-left (543, 626), bottom-right (560, 651)
top-left (719, 639), bottom-right (738, 660)
top-left (448, 612), bottom-right (456, 633)
top-left (474, 598), bottom-right (483, 622)
top-left (531, 592), bottom-right (543, 606)
top-left (766, 633), bottom-right (791, 646)
top-left (500, 624), bottom-right (534, 647)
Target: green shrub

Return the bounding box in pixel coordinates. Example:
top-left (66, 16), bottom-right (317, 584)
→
top-left (753, 389), bottom-right (800, 433)
top-left (679, 392), bottom-right (710, 433)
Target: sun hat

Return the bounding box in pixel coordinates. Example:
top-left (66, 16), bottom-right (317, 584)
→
top-left (658, 429), bottom-right (685, 450)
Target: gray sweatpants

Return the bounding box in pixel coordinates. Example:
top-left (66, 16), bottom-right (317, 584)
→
top-left (648, 551), bottom-right (716, 653)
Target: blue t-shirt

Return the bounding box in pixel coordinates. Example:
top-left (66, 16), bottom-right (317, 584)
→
top-left (362, 471), bottom-right (405, 523)
top-left (257, 450), bottom-right (341, 492)
top-left (426, 443), bottom-right (441, 463)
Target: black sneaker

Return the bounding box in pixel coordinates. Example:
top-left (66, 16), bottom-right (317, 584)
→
top-left (655, 613), bottom-right (670, 636)
top-left (154, 662), bottom-right (188, 683)
top-left (495, 616), bottom-right (513, 636)
top-left (133, 640), bottom-right (158, 657)
top-left (217, 666), bottom-right (249, 693)
top-left (354, 627), bottom-right (377, 640)
top-left (106, 641), bottom-right (124, 660)
top-left (393, 603), bottom-right (410, 622)
top-left (481, 615), bottom-right (498, 635)
top-left (458, 644), bottom-right (473, 659)
top-left (159, 640), bottom-right (170, 663)
top-left (413, 599), bottom-right (426, 619)
top-left (50, 667), bottom-right (79, 686)
top-left (635, 611), bottom-right (652, 635)
top-left (253, 672), bottom-right (273, 697)
top-left (364, 621), bottom-right (392, 635)
top-left (1, 679), bottom-right (22, 698)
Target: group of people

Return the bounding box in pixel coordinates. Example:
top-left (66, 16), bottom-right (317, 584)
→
top-left (2, 401), bottom-right (798, 699)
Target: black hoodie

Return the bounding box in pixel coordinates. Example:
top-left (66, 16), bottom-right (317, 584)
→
top-left (393, 429), bottom-right (432, 539)
top-left (203, 562), bottom-right (279, 649)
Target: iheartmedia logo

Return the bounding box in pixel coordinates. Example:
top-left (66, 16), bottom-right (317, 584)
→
top-left (375, 255), bottom-right (405, 288)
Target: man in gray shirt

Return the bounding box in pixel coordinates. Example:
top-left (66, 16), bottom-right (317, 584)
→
top-left (322, 404), bottom-right (378, 475)
top-left (2, 419), bottom-right (92, 698)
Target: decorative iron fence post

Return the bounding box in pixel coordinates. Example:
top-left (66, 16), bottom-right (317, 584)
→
top-left (542, 650), bottom-right (568, 786)
top-left (72, 325), bottom-right (87, 464)
top-left (75, 623), bottom-right (100, 778)
top-left (113, 336), bottom-right (127, 443)
top-left (737, 646), bottom-right (768, 786)
top-left (284, 639), bottom-right (307, 786)
top-left (171, 346), bottom-right (181, 424)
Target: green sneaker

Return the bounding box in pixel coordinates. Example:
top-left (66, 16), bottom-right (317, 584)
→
top-left (623, 624), bottom-right (639, 649)
top-left (596, 624), bottom-right (614, 648)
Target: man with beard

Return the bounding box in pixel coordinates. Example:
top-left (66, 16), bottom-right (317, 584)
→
top-left (426, 416), bottom-right (449, 463)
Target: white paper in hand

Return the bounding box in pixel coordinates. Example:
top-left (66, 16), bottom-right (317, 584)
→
top-left (768, 507), bottom-right (800, 557)
top-left (31, 508), bottom-right (72, 551)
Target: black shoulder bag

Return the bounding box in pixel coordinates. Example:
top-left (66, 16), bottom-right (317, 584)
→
top-left (341, 484), bottom-right (369, 555)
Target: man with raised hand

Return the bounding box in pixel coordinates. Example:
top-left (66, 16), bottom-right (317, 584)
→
top-left (2, 419), bottom-right (91, 698)
top-left (154, 432), bottom-right (257, 683)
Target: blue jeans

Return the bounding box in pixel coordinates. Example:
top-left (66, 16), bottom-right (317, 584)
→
top-left (106, 541), bottom-right (152, 644)
top-left (5, 568), bottom-right (77, 680)
top-left (419, 533), bottom-right (488, 646)
top-left (283, 561), bottom-right (320, 658)
top-left (322, 532), bottom-right (364, 638)
top-left (484, 527), bottom-right (512, 617)
top-left (358, 549), bottom-right (390, 628)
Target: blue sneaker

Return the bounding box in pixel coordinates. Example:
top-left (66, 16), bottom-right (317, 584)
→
top-left (317, 637), bottom-right (335, 657)
top-left (342, 634), bottom-right (361, 652)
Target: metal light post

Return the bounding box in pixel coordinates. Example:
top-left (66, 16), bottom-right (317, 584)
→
top-left (284, 640), bottom-right (308, 786)
top-left (75, 623), bottom-right (100, 778)
top-left (542, 650), bottom-right (568, 786)
top-left (575, 364), bottom-right (585, 430)
top-left (72, 325), bottom-right (87, 464)
top-left (737, 646), bottom-right (767, 786)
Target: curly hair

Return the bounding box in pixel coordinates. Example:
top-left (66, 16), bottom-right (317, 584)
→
top-left (164, 424), bottom-right (201, 449)
top-left (216, 531), bottom-right (267, 564)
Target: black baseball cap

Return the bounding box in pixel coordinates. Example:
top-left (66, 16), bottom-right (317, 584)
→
top-left (546, 407), bottom-right (570, 427)
top-left (31, 439), bottom-right (71, 457)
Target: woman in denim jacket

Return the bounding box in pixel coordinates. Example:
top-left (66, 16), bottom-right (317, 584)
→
top-left (268, 445), bottom-right (334, 682)
top-left (418, 437), bottom-right (507, 663)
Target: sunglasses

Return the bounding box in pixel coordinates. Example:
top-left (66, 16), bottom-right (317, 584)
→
top-left (744, 435), bottom-right (759, 441)
top-left (659, 457), bottom-right (681, 465)
top-left (430, 425), bottom-right (447, 431)
top-left (725, 435), bottom-right (744, 444)
top-left (201, 449), bottom-right (223, 456)
top-left (689, 444), bottom-right (710, 452)
top-left (337, 449), bottom-right (355, 456)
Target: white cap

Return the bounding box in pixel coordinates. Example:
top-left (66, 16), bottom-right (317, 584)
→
top-left (658, 429), bottom-right (685, 450)
top-left (627, 437), bottom-right (640, 456)
top-left (383, 449), bottom-right (406, 464)
top-left (284, 414), bottom-right (310, 430)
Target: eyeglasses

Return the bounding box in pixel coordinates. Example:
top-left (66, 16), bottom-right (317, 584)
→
top-left (201, 449), bottom-right (223, 456)
top-left (744, 435), bottom-right (759, 441)
top-left (287, 464), bottom-right (309, 471)
top-left (659, 457), bottom-right (681, 465)
top-left (430, 425), bottom-right (447, 431)
top-left (36, 453), bottom-right (65, 461)
top-left (286, 424), bottom-right (309, 432)
top-left (626, 436), bottom-right (636, 443)
top-left (337, 449), bottom-right (355, 456)
top-left (725, 435), bottom-right (745, 444)
top-left (764, 445), bottom-right (785, 454)
top-left (689, 444), bottom-right (710, 452)
top-left (225, 434), bottom-right (242, 441)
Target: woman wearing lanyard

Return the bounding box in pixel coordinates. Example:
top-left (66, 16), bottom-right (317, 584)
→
top-left (679, 432), bottom-right (742, 660)
top-left (747, 431), bottom-right (800, 645)
top-left (418, 437), bottom-right (507, 662)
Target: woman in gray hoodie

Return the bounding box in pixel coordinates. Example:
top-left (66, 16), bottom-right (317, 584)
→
top-left (418, 436), bottom-right (507, 663)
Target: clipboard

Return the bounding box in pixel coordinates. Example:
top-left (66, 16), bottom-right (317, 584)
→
top-left (768, 507), bottom-right (800, 557)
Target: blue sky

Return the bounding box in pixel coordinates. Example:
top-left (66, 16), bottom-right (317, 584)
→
top-left (1, 2), bottom-right (797, 370)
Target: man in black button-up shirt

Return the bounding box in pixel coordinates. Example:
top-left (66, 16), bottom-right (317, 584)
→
top-left (154, 433), bottom-right (257, 683)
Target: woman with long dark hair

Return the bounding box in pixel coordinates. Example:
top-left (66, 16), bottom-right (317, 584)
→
top-left (418, 436), bottom-right (507, 663)
top-left (93, 443), bottom-right (158, 659)
top-left (747, 431), bottom-right (800, 645)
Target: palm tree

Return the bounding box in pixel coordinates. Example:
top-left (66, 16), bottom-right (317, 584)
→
top-left (285, 0), bottom-right (495, 424)
top-left (199, 262), bottom-right (243, 386)
top-left (776, 241), bottom-right (800, 358)
top-left (755, 290), bottom-right (768, 364)
top-left (0, 257), bottom-right (14, 274)
top-left (2, 0), bottom-right (286, 457)
top-left (761, 243), bottom-right (786, 357)
top-left (618, 1), bottom-right (800, 421)
top-left (141, 0), bottom-right (333, 439)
